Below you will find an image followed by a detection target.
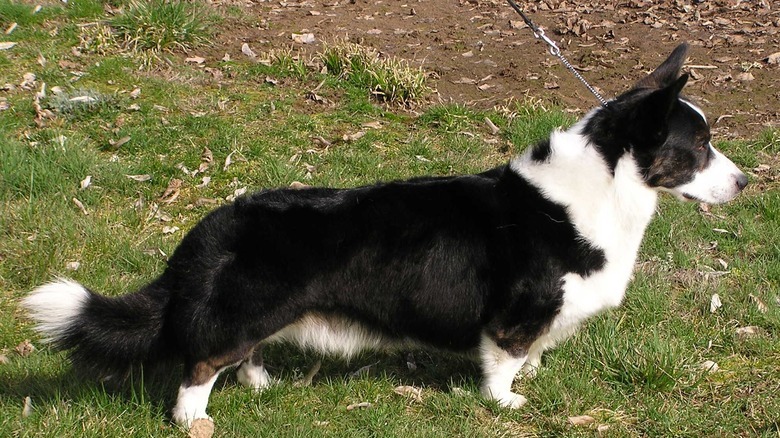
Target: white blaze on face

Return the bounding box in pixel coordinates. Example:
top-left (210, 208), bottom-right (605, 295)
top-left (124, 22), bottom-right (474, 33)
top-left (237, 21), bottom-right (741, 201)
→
top-left (668, 144), bottom-right (747, 204)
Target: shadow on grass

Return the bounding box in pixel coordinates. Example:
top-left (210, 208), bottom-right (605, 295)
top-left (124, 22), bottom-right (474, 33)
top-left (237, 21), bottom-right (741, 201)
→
top-left (1, 346), bottom-right (483, 419)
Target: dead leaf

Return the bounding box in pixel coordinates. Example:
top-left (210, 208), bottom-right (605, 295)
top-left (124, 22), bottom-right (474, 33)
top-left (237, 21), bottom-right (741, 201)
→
top-left (292, 33), bottom-right (316, 44)
top-left (65, 261), bottom-right (80, 271)
top-left (224, 151), bottom-right (234, 171)
top-left (343, 131), bottom-right (366, 142)
top-left (710, 294), bottom-right (722, 313)
top-left (765, 52), bottom-right (780, 65)
top-left (346, 402), bottom-right (372, 411)
top-left (749, 294), bottom-right (768, 313)
top-left (72, 198), bottom-right (88, 215)
top-left (226, 187), bottom-right (247, 202)
top-left (126, 174), bottom-right (152, 182)
top-left (366, 29), bottom-right (382, 35)
top-left (108, 136), bottom-right (131, 149)
top-left (129, 88), bottom-right (141, 99)
top-left (735, 72), bottom-right (754, 82)
top-left (15, 340), bottom-right (35, 357)
top-left (196, 176), bottom-right (211, 188)
top-left (544, 82), bottom-right (560, 89)
top-left (735, 326), bottom-right (761, 339)
top-left (241, 43), bottom-right (257, 60)
top-left (700, 360), bottom-right (719, 373)
top-left (484, 117), bottom-right (500, 135)
top-left (477, 83), bottom-right (493, 91)
top-left (0, 354), bottom-right (8, 365)
top-left (290, 181), bottom-right (310, 190)
top-left (313, 420), bottom-right (329, 427)
top-left (22, 396), bottom-right (32, 418)
top-left (568, 415), bottom-right (596, 426)
top-left (185, 56), bottom-right (205, 64)
top-left (159, 178), bottom-right (182, 204)
top-left (265, 76), bottom-right (279, 86)
top-left (80, 175), bottom-right (92, 189)
top-left (311, 136), bottom-right (332, 148)
top-left (362, 121), bottom-right (382, 129)
top-left (393, 385), bottom-right (422, 402)
top-left (0, 42), bottom-right (16, 50)
top-left (162, 226), bottom-right (179, 234)
top-left (188, 418), bottom-right (214, 438)
top-left (5, 22), bottom-right (17, 35)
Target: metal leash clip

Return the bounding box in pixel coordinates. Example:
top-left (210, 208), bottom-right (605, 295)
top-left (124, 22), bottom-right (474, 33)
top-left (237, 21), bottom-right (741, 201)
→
top-left (505, 0), bottom-right (609, 108)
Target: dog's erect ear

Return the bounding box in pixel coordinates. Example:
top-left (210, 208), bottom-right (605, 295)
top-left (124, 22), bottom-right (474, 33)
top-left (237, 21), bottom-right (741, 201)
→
top-left (629, 73), bottom-right (689, 146)
top-left (641, 73), bottom-right (688, 118)
top-left (634, 43), bottom-right (689, 89)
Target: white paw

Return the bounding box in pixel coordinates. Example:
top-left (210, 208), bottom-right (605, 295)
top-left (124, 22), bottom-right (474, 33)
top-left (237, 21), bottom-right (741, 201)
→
top-left (481, 387), bottom-right (528, 409)
top-left (236, 362), bottom-right (273, 390)
top-left (501, 392), bottom-right (528, 409)
top-left (171, 408), bottom-right (212, 429)
top-left (520, 362), bottom-right (539, 379)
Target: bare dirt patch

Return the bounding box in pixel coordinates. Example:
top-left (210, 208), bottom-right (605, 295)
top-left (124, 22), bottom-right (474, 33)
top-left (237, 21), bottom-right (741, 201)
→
top-left (205, 0), bottom-right (778, 139)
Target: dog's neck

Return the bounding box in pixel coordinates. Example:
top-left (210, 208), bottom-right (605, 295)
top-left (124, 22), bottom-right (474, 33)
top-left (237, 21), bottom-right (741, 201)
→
top-left (510, 117), bottom-right (659, 259)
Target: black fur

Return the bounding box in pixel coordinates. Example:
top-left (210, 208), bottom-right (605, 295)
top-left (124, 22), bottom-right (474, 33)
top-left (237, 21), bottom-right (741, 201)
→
top-left (61, 164), bottom-right (605, 379)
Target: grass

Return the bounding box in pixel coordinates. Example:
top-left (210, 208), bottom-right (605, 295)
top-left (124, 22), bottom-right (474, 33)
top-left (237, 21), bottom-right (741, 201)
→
top-left (1, 1), bottom-right (779, 437)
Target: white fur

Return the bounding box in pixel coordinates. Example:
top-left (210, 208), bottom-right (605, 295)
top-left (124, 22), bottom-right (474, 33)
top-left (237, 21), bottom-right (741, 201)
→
top-left (479, 334), bottom-right (528, 408)
top-left (266, 312), bottom-right (404, 359)
top-left (511, 116), bottom-right (659, 360)
top-left (236, 356), bottom-right (273, 390)
top-left (668, 145), bottom-right (745, 204)
top-left (172, 371), bottom-right (222, 428)
top-left (22, 278), bottom-right (90, 343)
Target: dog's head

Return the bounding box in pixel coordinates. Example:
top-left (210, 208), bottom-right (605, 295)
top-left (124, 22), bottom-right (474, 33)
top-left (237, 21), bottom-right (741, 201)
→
top-left (585, 43), bottom-right (747, 204)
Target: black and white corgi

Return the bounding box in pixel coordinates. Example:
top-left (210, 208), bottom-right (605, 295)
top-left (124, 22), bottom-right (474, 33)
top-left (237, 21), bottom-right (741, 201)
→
top-left (24, 43), bottom-right (747, 428)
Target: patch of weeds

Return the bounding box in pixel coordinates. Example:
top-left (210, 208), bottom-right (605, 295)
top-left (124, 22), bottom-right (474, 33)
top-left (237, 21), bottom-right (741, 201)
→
top-left (45, 88), bottom-right (120, 120)
top-left (588, 321), bottom-right (693, 392)
top-left (417, 104), bottom-right (483, 133)
top-left (78, 23), bottom-right (119, 56)
top-left (254, 48), bottom-right (310, 79)
top-left (111, 0), bottom-right (210, 53)
top-left (320, 41), bottom-right (429, 105)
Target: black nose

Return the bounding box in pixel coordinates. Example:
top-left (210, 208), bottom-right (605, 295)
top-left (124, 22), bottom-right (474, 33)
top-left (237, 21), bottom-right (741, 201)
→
top-left (736, 173), bottom-right (748, 190)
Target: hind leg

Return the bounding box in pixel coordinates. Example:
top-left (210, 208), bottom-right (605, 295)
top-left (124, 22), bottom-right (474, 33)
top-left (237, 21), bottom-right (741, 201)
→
top-left (236, 346), bottom-right (273, 390)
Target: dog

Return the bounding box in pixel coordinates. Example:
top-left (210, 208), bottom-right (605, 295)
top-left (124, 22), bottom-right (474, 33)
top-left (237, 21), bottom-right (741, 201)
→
top-left (23, 43), bottom-right (747, 428)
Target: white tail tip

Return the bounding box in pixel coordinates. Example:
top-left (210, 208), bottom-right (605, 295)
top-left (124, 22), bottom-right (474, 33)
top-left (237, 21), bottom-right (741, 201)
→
top-left (23, 278), bottom-right (89, 343)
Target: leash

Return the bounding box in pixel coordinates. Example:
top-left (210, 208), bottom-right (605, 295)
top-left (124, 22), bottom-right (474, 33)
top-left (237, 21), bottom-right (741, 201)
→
top-left (506, 0), bottom-right (609, 108)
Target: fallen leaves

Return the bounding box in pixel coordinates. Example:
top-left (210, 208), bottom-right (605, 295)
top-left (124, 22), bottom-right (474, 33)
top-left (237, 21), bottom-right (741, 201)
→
top-left (22, 396), bottom-right (33, 418)
top-left (392, 385), bottom-right (422, 402)
top-left (567, 415), bottom-right (596, 426)
top-left (15, 340), bottom-right (35, 357)
top-left (159, 178), bottom-right (183, 205)
top-left (346, 402), bottom-right (372, 411)
top-left (709, 294), bottom-right (722, 314)
top-left (188, 418), bottom-right (214, 438)
top-left (700, 360), bottom-right (719, 373)
top-left (72, 198), bottom-right (89, 215)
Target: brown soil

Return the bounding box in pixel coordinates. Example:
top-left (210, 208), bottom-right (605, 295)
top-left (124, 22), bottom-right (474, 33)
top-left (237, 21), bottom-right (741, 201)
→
top-left (206, 0), bottom-right (779, 139)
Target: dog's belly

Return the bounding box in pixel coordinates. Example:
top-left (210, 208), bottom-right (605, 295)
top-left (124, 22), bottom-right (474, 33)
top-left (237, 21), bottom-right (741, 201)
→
top-left (266, 312), bottom-right (420, 359)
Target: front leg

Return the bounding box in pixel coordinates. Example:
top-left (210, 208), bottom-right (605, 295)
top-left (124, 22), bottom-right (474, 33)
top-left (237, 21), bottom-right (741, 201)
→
top-left (479, 335), bottom-right (528, 408)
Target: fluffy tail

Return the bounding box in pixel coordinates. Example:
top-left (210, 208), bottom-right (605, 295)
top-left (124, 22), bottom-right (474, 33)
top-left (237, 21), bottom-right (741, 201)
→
top-left (23, 278), bottom-right (174, 380)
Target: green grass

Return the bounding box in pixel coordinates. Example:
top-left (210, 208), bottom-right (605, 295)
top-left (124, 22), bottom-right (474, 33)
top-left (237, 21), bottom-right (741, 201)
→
top-left (111, 0), bottom-right (212, 53)
top-left (1, 3), bottom-right (779, 437)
